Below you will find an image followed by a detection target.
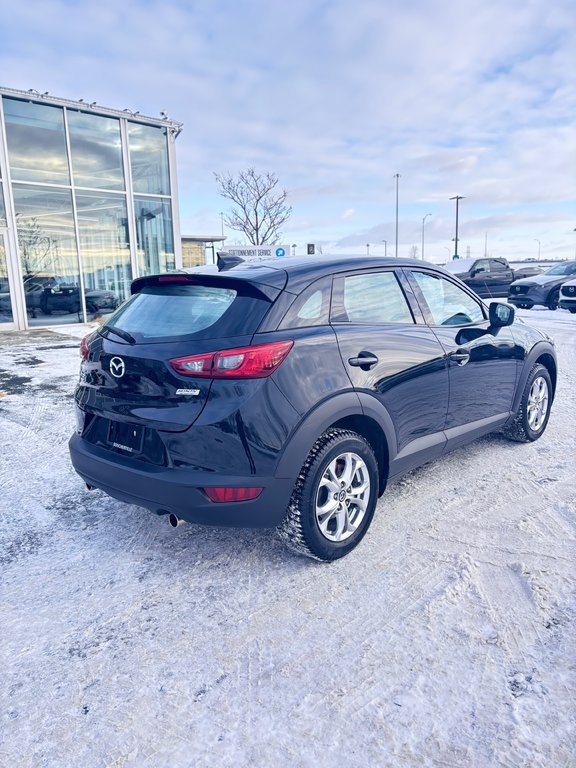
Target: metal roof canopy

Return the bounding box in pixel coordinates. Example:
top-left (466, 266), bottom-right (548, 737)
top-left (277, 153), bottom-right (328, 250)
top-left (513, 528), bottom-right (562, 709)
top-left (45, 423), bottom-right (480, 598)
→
top-left (0, 85), bottom-right (182, 135)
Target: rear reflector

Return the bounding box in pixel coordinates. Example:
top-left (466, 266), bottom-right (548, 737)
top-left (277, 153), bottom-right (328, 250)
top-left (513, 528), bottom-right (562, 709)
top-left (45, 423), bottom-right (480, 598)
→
top-left (203, 487), bottom-right (263, 503)
top-left (170, 340), bottom-right (293, 379)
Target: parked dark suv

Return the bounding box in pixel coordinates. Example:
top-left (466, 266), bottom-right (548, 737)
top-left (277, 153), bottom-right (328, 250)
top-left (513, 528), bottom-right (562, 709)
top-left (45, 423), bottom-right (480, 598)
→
top-left (69, 256), bottom-right (557, 560)
top-left (508, 260), bottom-right (576, 310)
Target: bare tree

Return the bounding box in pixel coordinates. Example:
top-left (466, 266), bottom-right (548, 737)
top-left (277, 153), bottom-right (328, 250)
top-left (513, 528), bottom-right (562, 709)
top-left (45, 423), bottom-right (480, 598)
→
top-left (408, 245), bottom-right (419, 259)
top-left (16, 215), bottom-right (55, 278)
top-left (214, 168), bottom-right (292, 245)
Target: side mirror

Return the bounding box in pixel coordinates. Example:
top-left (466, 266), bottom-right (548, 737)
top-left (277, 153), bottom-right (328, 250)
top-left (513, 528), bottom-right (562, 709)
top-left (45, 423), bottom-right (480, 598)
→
top-left (489, 302), bottom-right (514, 328)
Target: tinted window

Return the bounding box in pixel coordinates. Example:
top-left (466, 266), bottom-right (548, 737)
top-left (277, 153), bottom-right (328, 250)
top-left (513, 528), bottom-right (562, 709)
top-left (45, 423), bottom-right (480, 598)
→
top-left (103, 282), bottom-right (271, 342)
top-left (279, 276), bottom-right (331, 329)
top-left (491, 260), bottom-right (508, 272)
top-left (339, 272), bottom-right (413, 324)
top-left (412, 271), bottom-right (485, 326)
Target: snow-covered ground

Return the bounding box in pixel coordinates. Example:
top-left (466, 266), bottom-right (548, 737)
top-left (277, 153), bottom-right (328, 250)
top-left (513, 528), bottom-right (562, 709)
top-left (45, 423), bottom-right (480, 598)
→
top-left (1, 309), bottom-right (574, 768)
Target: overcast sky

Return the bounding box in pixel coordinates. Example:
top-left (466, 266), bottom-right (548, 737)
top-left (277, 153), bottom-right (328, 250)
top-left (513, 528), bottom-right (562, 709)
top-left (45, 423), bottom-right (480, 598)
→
top-left (1, 0), bottom-right (575, 261)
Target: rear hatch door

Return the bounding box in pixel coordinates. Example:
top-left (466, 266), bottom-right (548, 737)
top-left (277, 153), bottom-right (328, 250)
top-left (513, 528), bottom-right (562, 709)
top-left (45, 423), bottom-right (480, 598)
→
top-left (76, 271), bottom-right (286, 432)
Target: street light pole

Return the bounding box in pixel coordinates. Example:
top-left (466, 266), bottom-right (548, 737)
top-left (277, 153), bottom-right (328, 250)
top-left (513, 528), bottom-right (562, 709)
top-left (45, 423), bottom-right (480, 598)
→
top-left (366, 243), bottom-right (370, 256)
top-left (449, 196), bottom-right (465, 259)
top-left (382, 239), bottom-right (387, 257)
top-left (394, 173), bottom-right (400, 257)
top-left (291, 243), bottom-right (297, 256)
top-left (534, 238), bottom-right (541, 260)
top-left (421, 213), bottom-right (432, 260)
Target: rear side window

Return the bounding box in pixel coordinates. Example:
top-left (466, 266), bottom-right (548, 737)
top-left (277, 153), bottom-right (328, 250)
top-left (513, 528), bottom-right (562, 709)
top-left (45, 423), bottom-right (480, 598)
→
top-left (279, 276), bottom-right (331, 329)
top-left (103, 282), bottom-right (272, 342)
top-left (334, 272), bottom-right (414, 324)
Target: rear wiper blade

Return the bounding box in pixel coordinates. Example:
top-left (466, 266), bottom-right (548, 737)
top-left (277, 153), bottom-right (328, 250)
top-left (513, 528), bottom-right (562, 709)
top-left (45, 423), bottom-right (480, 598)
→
top-left (100, 325), bottom-right (136, 345)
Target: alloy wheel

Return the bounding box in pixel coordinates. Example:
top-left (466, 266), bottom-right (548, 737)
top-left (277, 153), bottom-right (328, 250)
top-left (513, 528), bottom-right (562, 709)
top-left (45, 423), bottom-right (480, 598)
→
top-left (527, 376), bottom-right (549, 432)
top-left (315, 451), bottom-right (371, 542)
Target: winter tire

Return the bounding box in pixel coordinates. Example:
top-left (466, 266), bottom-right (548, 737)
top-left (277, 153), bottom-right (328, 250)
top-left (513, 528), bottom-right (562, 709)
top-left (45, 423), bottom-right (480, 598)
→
top-left (547, 289), bottom-right (560, 310)
top-left (503, 363), bottom-right (552, 443)
top-left (277, 428), bottom-right (379, 561)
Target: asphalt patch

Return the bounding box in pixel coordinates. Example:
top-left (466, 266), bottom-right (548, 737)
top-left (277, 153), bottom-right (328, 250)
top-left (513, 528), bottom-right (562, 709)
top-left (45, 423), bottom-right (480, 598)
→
top-left (0, 370), bottom-right (32, 393)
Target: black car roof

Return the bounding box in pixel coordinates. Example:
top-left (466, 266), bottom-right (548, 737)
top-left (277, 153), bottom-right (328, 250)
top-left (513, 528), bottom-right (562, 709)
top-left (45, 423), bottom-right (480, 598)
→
top-left (187, 254), bottom-right (433, 293)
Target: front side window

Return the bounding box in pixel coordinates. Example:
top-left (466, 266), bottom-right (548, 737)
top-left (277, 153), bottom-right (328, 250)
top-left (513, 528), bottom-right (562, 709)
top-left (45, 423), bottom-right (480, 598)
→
top-left (338, 272), bottom-right (414, 324)
top-left (411, 271), bottom-right (485, 326)
top-left (473, 259), bottom-right (490, 274)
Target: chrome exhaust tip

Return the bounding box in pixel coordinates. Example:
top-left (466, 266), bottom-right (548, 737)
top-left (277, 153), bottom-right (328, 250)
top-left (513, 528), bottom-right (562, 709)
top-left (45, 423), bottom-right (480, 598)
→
top-left (168, 513), bottom-right (185, 528)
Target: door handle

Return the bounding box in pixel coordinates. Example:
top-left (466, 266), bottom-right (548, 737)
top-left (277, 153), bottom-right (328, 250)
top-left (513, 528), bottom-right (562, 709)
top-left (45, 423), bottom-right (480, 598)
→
top-left (448, 349), bottom-right (470, 366)
top-left (348, 352), bottom-right (379, 369)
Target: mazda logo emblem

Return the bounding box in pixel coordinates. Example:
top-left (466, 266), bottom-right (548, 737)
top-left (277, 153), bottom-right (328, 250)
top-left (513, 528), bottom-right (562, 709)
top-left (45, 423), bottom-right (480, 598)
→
top-left (109, 357), bottom-right (126, 378)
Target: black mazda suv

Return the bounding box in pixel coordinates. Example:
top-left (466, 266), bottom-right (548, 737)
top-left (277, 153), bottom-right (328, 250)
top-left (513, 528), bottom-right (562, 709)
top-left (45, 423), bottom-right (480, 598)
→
top-left (69, 256), bottom-right (557, 560)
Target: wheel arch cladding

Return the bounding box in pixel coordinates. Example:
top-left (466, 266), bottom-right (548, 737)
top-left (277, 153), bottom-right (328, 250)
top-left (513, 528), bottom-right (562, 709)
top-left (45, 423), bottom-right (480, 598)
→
top-left (536, 352), bottom-right (557, 397)
top-left (329, 414), bottom-right (389, 496)
top-left (511, 343), bottom-right (557, 416)
top-left (275, 392), bottom-right (392, 494)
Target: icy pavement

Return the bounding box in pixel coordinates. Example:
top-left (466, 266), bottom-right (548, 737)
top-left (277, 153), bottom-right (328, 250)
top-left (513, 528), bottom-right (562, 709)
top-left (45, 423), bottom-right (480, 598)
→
top-left (0, 312), bottom-right (575, 768)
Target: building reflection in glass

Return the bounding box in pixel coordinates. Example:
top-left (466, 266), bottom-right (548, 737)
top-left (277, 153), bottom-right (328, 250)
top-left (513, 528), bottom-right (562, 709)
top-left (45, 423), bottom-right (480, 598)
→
top-left (1, 93), bottom-right (179, 327)
top-left (4, 99), bottom-right (70, 186)
top-left (135, 197), bottom-right (174, 274)
top-left (68, 112), bottom-right (125, 191)
top-left (12, 184), bottom-right (81, 324)
top-left (75, 191), bottom-right (132, 315)
top-left (128, 123), bottom-right (170, 195)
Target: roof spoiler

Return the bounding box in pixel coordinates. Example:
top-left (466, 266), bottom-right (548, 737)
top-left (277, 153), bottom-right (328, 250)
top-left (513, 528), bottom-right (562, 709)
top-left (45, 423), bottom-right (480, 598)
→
top-left (217, 252), bottom-right (244, 271)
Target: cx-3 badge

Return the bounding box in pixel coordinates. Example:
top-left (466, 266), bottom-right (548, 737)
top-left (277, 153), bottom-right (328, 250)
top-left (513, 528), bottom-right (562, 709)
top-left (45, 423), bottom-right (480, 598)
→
top-left (110, 357), bottom-right (125, 378)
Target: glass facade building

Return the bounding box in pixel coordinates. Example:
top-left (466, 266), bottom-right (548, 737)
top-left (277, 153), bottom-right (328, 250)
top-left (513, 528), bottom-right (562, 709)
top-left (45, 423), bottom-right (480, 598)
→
top-left (0, 87), bottom-right (181, 330)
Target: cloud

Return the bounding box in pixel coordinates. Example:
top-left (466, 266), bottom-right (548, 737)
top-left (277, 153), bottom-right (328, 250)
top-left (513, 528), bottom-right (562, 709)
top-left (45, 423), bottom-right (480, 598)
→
top-left (1, 0), bottom-right (574, 258)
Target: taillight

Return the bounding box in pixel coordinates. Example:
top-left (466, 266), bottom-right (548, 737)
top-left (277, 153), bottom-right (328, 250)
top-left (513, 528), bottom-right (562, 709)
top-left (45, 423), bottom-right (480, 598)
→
top-left (203, 487), bottom-right (263, 503)
top-left (170, 340), bottom-right (293, 379)
top-left (80, 334), bottom-right (90, 361)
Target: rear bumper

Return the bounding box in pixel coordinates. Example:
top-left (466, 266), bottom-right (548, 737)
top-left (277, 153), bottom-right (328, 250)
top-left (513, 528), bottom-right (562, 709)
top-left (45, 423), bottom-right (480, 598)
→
top-left (69, 433), bottom-right (295, 527)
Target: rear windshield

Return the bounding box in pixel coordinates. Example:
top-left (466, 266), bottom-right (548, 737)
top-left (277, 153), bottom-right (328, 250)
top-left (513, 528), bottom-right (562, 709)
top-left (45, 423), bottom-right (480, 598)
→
top-left (101, 283), bottom-right (272, 342)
